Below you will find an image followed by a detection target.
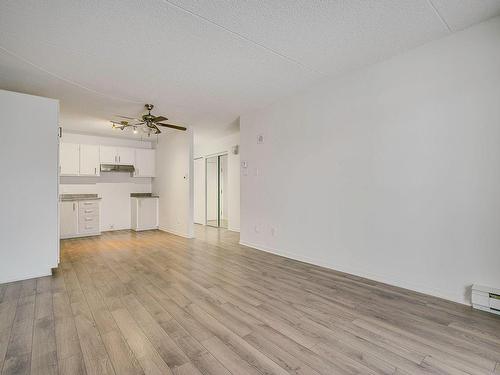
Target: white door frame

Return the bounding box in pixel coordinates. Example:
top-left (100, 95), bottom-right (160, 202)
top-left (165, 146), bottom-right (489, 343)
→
top-left (204, 152), bottom-right (228, 228)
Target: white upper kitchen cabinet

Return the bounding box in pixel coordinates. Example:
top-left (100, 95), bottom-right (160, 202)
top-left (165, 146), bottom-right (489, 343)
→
top-left (99, 146), bottom-right (117, 164)
top-left (100, 146), bottom-right (135, 165)
top-left (60, 142), bottom-right (80, 175)
top-left (134, 149), bottom-right (156, 177)
top-left (116, 147), bottom-right (135, 165)
top-left (79, 144), bottom-right (100, 176)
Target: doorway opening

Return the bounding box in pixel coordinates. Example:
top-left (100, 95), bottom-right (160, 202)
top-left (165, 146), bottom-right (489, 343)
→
top-left (206, 154), bottom-right (228, 228)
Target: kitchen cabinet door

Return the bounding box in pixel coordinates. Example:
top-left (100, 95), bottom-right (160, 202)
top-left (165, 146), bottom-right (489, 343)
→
top-left (60, 142), bottom-right (80, 175)
top-left (116, 147), bottom-right (135, 165)
top-left (60, 201), bottom-right (78, 237)
top-left (134, 149), bottom-right (156, 177)
top-left (79, 144), bottom-right (100, 176)
top-left (100, 146), bottom-right (117, 164)
top-left (137, 198), bottom-right (158, 230)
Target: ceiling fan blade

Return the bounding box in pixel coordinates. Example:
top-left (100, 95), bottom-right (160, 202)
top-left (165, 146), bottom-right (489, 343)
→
top-left (153, 125), bottom-right (161, 134)
top-left (156, 123), bottom-right (187, 131)
top-left (152, 116), bottom-right (168, 123)
top-left (116, 115), bottom-right (142, 121)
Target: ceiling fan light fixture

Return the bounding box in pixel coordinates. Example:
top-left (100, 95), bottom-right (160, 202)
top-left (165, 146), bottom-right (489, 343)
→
top-left (111, 104), bottom-right (187, 135)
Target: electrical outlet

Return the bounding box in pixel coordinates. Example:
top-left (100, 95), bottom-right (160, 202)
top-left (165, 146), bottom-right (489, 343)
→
top-left (257, 134), bottom-right (264, 144)
top-left (109, 224), bottom-right (114, 230)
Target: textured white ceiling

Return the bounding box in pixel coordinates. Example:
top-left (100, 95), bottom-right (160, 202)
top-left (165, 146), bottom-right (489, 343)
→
top-left (0, 0), bottom-right (499, 141)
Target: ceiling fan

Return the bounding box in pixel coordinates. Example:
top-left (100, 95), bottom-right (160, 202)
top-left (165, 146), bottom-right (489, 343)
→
top-left (111, 104), bottom-right (187, 136)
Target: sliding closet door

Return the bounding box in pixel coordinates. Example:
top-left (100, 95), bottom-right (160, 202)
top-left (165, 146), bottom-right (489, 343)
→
top-left (206, 156), bottom-right (219, 227)
top-left (219, 154), bottom-right (228, 229)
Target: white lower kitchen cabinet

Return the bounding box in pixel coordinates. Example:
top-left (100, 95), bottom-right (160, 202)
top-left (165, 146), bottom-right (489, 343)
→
top-left (60, 198), bottom-right (101, 238)
top-left (131, 197), bottom-right (158, 231)
top-left (60, 201), bottom-right (78, 237)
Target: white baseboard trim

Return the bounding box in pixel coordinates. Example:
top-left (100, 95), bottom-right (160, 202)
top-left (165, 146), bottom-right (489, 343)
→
top-left (159, 226), bottom-right (195, 239)
top-left (239, 240), bottom-right (468, 306)
top-left (61, 232), bottom-right (101, 239)
top-left (0, 269), bottom-right (53, 285)
top-left (101, 227), bottom-right (130, 232)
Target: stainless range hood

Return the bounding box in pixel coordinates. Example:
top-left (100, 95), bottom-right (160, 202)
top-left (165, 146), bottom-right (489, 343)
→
top-left (100, 164), bottom-right (135, 173)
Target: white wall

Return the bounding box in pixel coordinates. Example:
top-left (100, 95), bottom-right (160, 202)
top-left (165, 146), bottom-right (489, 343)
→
top-left (62, 132), bottom-right (153, 149)
top-left (0, 90), bottom-right (59, 283)
top-left (194, 132), bottom-right (240, 231)
top-left (60, 132), bottom-right (153, 231)
top-left (153, 130), bottom-right (194, 238)
top-left (240, 18), bottom-right (500, 305)
top-left (193, 158), bottom-right (205, 224)
top-left (220, 154), bottom-right (228, 223)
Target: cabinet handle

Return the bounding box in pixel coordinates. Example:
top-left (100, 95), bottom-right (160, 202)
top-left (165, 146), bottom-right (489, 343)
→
top-left (73, 203), bottom-right (75, 211)
top-left (83, 202), bottom-right (93, 205)
top-left (85, 217), bottom-right (93, 221)
top-left (94, 167), bottom-right (97, 175)
top-left (84, 209), bottom-right (93, 213)
top-left (119, 155), bottom-right (121, 163)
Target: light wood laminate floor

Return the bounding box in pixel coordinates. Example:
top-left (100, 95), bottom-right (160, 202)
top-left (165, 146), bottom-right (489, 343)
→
top-left (1, 226), bottom-right (499, 375)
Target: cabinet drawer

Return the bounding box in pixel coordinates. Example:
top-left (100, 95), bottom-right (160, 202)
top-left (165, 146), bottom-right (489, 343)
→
top-left (79, 214), bottom-right (98, 223)
top-left (79, 200), bottom-right (99, 209)
top-left (79, 208), bottom-right (98, 216)
top-left (79, 217), bottom-right (99, 233)
top-left (79, 205), bottom-right (99, 216)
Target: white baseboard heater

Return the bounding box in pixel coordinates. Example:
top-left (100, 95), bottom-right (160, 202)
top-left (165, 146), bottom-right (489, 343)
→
top-left (472, 284), bottom-right (500, 316)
